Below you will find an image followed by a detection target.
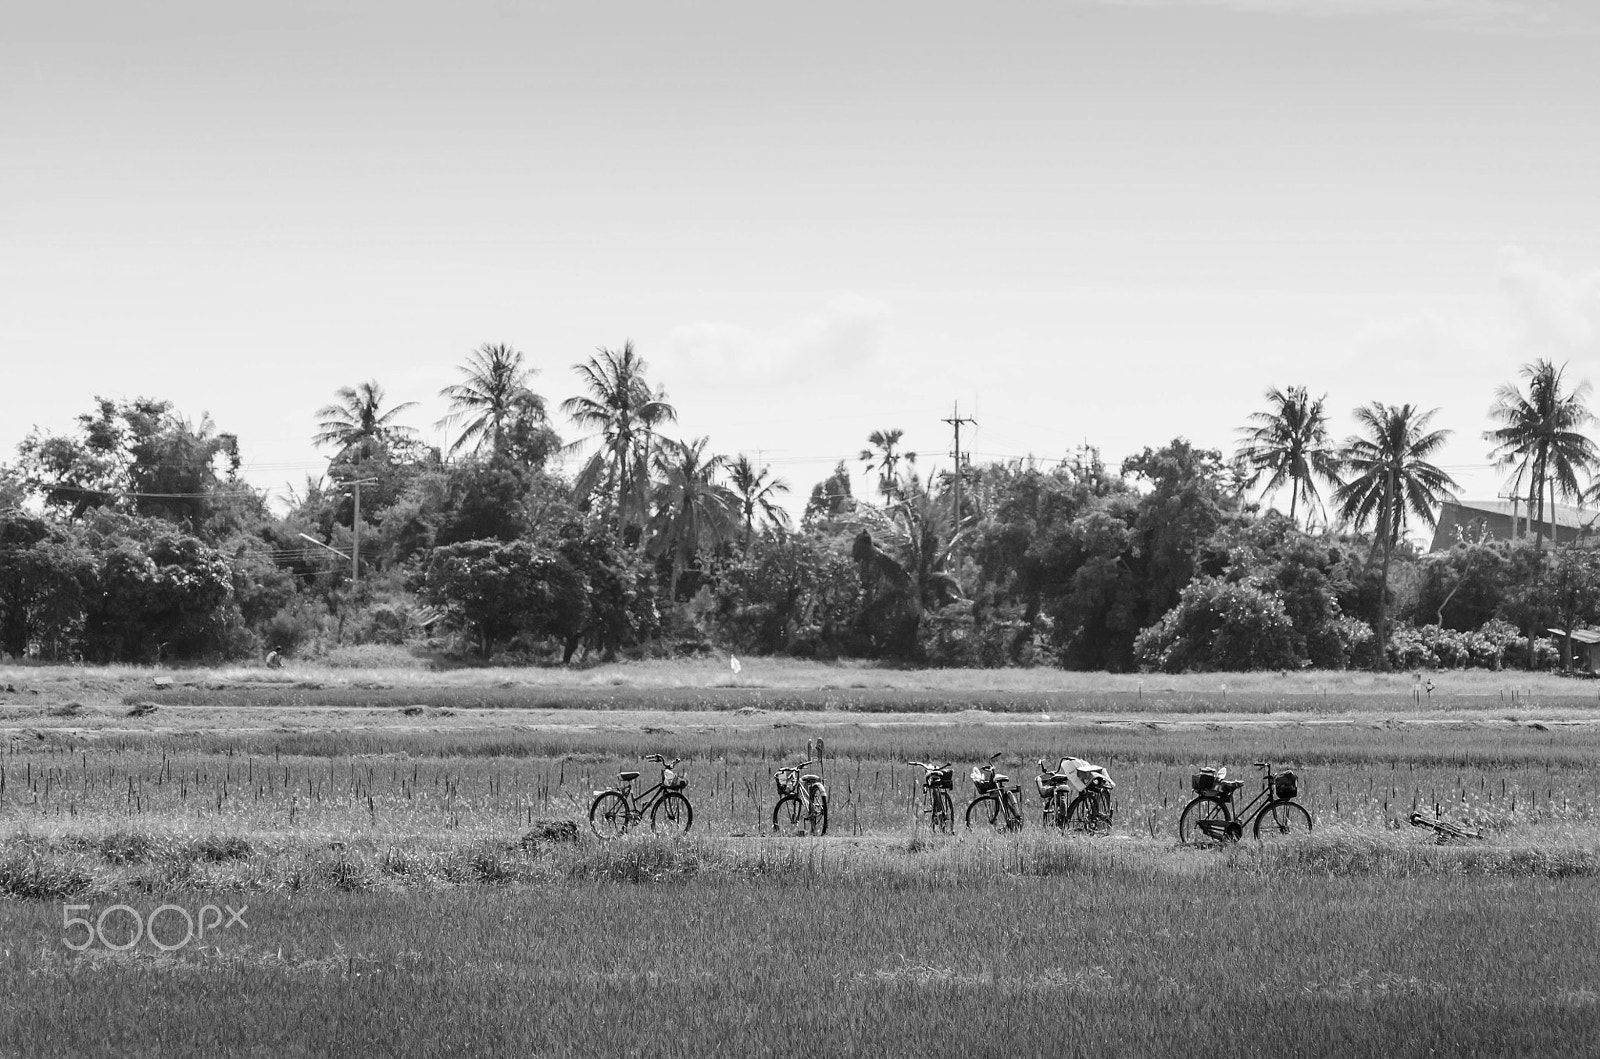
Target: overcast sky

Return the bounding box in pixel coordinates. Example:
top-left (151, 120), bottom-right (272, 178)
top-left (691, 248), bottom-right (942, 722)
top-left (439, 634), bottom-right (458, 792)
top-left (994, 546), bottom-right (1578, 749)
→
top-left (5, 0), bottom-right (1600, 524)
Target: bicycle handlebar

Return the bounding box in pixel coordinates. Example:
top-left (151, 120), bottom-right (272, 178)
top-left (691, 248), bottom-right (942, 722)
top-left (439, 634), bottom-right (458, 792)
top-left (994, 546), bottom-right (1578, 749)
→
top-left (906, 760), bottom-right (951, 770)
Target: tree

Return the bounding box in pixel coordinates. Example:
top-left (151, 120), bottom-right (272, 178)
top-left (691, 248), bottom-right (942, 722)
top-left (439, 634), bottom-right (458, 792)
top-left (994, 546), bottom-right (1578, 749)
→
top-left (803, 461), bottom-right (856, 527)
top-left (728, 455), bottom-right (791, 549)
top-left (647, 437), bottom-right (738, 600)
top-left (437, 343), bottom-right (553, 462)
top-left (859, 428), bottom-right (915, 503)
top-left (561, 341), bottom-right (677, 536)
top-left (313, 381), bottom-right (418, 464)
top-left (1535, 546), bottom-right (1600, 671)
top-left (14, 398), bottom-right (251, 535)
top-left (1235, 385), bottom-right (1342, 528)
top-left (419, 539), bottom-right (586, 657)
top-left (0, 515), bottom-right (94, 658)
top-left (1133, 576), bottom-right (1299, 673)
top-left (1485, 360), bottom-right (1597, 553)
top-left (1333, 403), bottom-right (1457, 668)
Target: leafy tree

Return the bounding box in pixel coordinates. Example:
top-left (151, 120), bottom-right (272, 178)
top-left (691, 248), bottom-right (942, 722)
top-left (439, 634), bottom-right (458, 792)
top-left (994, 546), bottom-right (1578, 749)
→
top-left (711, 536), bottom-right (860, 657)
top-left (859, 428), bottom-right (915, 503)
top-left (16, 398), bottom-right (249, 533)
top-left (0, 515), bottom-right (94, 658)
top-left (1133, 576), bottom-right (1299, 673)
top-left (1121, 439), bottom-right (1239, 642)
top-left (419, 539), bottom-right (585, 657)
top-left (803, 461), bottom-right (856, 527)
top-left (1535, 546), bottom-right (1600, 670)
top-left (437, 343), bottom-right (556, 464)
top-left (1333, 403), bottom-right (1457, 668)
top-left (77, 515), bottom-right (236, 662)
top-left (647, 437), bottom-right (738, 600)
top-left (313, 381), bottom-right (418, 464)
top-left (561, 341), bottom-right (676, 537)
top-left (727, 455), bottom-right (791, 549)
top-left (552, 524), bottom-right (660, 662)
top-left (1485, 359), bottom-right (1597, 552)
top-left (1235, 385), bottom-right (1342, 528)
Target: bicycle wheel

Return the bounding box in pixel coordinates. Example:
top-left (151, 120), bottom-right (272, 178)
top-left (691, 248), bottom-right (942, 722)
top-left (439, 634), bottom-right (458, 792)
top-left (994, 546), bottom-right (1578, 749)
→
top-left (1178, 796), bottom-right (1232, 846)
top-left (931, 790), bottom-right (954, 834)
top-left (1001, 791), bottom-right (1024, 832)
top-left (805, 791), bottom-right (829, 836)
top-left (589, 791), bottom-right (633, 839)
top-left (651, 792), bottom-right (694, 835)
top-left (1253, 800), bottom-right (1312, 841)
top-left (772, 794), bottom-right (803, 833)
top-left (965, 796), bottom-right (1001, 831)
top-left (1041, 793), bottom-right (1067, 830)
top-left (1066, 791), bottom-right (1114, 835)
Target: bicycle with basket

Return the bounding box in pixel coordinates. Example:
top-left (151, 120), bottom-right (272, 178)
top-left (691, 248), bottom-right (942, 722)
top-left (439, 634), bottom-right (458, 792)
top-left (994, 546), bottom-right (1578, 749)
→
top-left (1037, 755), bottom-right (1116, 835)
top-left (771, 759), bottom-right (829, 836)
top-left (907, 759), bottom-right (955, 834)
top-left (1178, 761), bottom-right (1312, 844)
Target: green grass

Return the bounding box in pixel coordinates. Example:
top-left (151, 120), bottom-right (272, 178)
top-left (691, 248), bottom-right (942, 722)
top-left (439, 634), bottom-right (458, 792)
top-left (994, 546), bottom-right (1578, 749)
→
top-left (1, 840), bottom-right (1597, 1057)
top-left (4, 666), bottom-right (1600, 1056)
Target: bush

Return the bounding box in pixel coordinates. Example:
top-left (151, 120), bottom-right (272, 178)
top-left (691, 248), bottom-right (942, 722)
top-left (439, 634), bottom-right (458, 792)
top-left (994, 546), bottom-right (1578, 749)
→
top-left (1134, 577), bottom-right (1298, 672)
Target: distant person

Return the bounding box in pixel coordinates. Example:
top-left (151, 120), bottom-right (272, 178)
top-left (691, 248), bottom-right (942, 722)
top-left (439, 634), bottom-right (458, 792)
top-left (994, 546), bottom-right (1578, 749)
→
top-left (266, 646), bottom-right (284, 670)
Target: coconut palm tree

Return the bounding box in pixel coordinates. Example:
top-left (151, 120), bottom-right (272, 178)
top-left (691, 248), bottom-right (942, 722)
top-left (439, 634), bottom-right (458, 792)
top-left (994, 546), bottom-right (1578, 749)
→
top-left (1234, 386), bottom-right (1342, 528)
top-left (728, 455), bottom-right (791, 549)
top-left (648, 437), bottom-right (738, 599)
top-left (561, 341), bottom-right (677, 536)
top-left (313, 381), bottom-right (417, 463)
top-left (859, 428), bottom-right (915, 503)
top-left (1333, 403), bottom-right (1457, 668)
top-left (436, 343), bottom-right (549, 460)
top-left (1485, 359), bottom-right (1597, 553)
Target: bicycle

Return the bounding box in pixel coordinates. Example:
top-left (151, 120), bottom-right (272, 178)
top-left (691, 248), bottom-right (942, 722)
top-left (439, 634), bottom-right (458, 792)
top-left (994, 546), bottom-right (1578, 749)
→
top-left (1178, 761), bottom-right (1312, 845)
top-left (1408, 811), bottom-right (1483, 844)
top-left (1036, 756), bottom-right (1116, 835)
top-left (907, 759), bottom-right (955, 834)
top-left (589, 754), bottom-right (693, 838)
top-left (771, 759), bottom-right (829, 836)
top-left (965, 753), bottom-right (1025, 832)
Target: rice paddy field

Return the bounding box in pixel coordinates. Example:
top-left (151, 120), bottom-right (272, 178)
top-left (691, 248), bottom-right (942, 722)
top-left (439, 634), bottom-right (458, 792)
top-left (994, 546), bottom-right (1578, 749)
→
top-left (2, 660), bottom-right (1599, 1057)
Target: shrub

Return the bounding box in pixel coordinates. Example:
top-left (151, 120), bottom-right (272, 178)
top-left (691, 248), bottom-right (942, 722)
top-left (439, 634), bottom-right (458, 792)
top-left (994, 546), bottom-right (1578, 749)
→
top-left (1134, 577), bottom-right (1298, 672)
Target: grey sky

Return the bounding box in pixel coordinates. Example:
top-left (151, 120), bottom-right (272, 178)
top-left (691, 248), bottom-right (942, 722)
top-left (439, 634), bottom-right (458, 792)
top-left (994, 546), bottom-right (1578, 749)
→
top-left (4, 0), bottom-right (1598, 521)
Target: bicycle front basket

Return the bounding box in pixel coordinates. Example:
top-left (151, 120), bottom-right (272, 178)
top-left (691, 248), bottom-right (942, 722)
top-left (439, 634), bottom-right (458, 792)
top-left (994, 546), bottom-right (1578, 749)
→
top-left (774, 769), bottom-right (798, 795)
top-left (1274, 770), bottom-right (1298, 800)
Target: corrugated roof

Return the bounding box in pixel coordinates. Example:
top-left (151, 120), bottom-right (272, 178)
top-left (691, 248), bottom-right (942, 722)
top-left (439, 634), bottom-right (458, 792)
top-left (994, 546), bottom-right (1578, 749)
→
top-left (1548, 628), bottom-right (1600, 644)
top-left (1445, 499), bottom-right (1597, 532)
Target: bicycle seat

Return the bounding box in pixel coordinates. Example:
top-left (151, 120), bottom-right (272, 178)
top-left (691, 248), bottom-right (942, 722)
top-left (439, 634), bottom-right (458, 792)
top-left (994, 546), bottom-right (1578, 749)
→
top-left (1217, 779), bottom-right (1243, 794)
top-left (618, 771), bottom-right (640, 782)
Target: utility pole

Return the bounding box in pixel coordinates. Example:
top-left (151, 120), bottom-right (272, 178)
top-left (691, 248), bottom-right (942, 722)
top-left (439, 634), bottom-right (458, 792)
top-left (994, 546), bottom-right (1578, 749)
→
top-left (943, 402), bottom-right (977, 576)
top-left (342, 478), bottom-right (379, 586)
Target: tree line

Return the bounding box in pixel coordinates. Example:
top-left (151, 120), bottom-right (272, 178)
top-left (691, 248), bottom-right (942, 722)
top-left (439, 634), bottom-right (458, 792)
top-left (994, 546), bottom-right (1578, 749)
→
top-left (3, 347), bottom-right (1598, 673)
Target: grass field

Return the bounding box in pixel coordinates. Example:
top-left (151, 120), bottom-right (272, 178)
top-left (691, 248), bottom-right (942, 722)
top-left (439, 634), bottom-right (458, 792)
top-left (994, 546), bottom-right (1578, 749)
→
top-left (2, 661), bottom-right (1599, 1056)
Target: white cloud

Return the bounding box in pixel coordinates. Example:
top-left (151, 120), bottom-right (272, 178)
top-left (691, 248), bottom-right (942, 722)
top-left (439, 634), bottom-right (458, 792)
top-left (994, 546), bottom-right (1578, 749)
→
top-left (664, 295), bottom-right (893, 391)
top-left (1498, 246), bottom-right (1600, 353)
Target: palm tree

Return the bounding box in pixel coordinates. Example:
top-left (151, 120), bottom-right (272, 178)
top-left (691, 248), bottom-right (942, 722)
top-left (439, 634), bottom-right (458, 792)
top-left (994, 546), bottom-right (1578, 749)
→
top-left (436, 343), bottom-right (548, 459)
top-left (859, 428), bottom-right (915, 503)
top-left (1485, 360), bottom-right (1597, 553)
top-left (1333, 403), bottom-right (1457, 668)
top-left (1235, 386), bottom-right (1342, 528)
top-left (313, 381), bottom-right (417, 463)
top-left (561, 341), bottom-right (677, 536)
top-left (648, 437), bottom-right (738, 599)
top-left (728, 455), bottom-right (791, 549)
